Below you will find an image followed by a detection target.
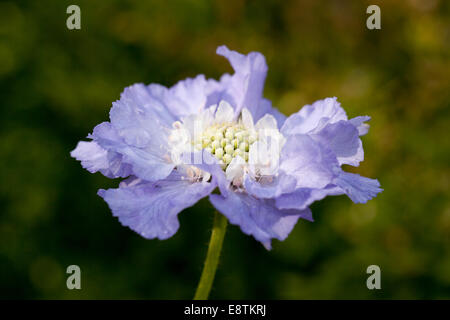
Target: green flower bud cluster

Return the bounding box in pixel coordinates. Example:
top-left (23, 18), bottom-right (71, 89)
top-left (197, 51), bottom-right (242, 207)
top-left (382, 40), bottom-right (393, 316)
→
top-left (193, 124), bottom-right (258, 169)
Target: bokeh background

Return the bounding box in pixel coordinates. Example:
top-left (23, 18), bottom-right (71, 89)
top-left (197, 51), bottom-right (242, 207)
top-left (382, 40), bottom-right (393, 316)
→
top-left (1, 0), bottom-right (449, 299)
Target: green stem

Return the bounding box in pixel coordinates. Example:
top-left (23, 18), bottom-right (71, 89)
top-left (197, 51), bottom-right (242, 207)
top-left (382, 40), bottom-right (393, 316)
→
top-left (194, 211), bottom-right (228, 300)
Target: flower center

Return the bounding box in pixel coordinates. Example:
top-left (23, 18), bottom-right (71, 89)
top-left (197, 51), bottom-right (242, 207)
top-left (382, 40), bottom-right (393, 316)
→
top-left (193, 123), bottom-right (258, 168)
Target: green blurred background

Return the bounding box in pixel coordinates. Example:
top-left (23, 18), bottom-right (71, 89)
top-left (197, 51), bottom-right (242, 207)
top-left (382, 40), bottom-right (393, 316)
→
top-left (1, 0), bottom-right (449, 299)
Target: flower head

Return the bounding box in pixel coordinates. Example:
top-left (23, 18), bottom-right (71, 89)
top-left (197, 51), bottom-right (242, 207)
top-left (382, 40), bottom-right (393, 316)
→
top-left (71, 45), bottom-right (382, 249)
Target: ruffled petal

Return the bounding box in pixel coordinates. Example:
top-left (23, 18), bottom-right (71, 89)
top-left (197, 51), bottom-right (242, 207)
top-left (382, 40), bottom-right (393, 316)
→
top-left (349, 116), bottom-right (371, 136)
top-left (110, 84), bottom-right (174, 148)
top-left (70, 141), bottom-right (132, 178)
top-left (98, 177), bottom-right (215, 240)
top-left (71, 141), bottom-right (110, 174)
top-left (243, 172), bottom-right (297, 199)
top-left (148, 75), bottom-right (222, 119)
top-left (90, 122), bottom-right (175, 182)
top-left (334, 171), bottom-right (383, 203)
top-left (279, 134), bottom-right (339, 189)
top-left (311, 120), bottom-right (363, 167)
top-left (336, 139), bottom-right (364, 167)
top-left (281, 97), bottom-right (347, 136)
top-left (275, 171), bottom-right (382, 209)
top-left (210, 192), bottom-right (312, 249)
top-left (216, 45), bottom-right (268, 119)
top-left (275, 185), bottom-right (343, 210)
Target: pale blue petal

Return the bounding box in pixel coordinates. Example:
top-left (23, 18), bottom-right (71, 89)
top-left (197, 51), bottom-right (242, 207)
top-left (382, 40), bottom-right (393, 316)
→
top-left (90, 122), bottom-right (174, 182)
top-left (70, 141), bottom-right (132, 178)
top-left (275, 171), bottom-right (382, 209)
top-left (253, 98), bottom-right (287, 128)
top-left (243, 172), bottom-right (296, 199)
top-left (349, 116), bottom-right (371, 136)
top-left (209, 192), bottom-right (312, 249)
top-left (216, 45), bottom-right (268, 119)
top-left (71, 141), bottom-right (110, 174)
top-left (275, 185), bottom-right (343, 210)
top-left (336, 139), bottom-right (364, 167)
top-left (311, 120), bottom-right (363, 166)
top-left (281, 97), bottom-right (347, 136)
top-left (98, 178), bottom-right (215, 240)
top-left (279, 134), bottom-right (339, 189)
top-left (334, 172), bottom-right (383, 203)
top-left (147, 75), bottom-right (222, 119)
top-left (104, 150), bottom-right (134, 178)
top-left (182, 150), bottom-right (230, 196)
top-left (110, 84), bottom-right (173, 148)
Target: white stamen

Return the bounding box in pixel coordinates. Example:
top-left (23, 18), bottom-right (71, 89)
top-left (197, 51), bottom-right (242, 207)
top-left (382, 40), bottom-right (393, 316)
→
top-left (168, 100), bottom-right (285, 185)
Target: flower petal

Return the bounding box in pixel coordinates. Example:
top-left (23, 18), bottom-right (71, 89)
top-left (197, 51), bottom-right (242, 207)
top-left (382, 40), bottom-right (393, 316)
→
top-left (110, 84), bottom-right (173, 149)
top-left (215, 100), bottom-right (235, 124)
top-left (248, 140), bottom-right (280, 177)
top-left (209, 192), bottom-right (312, 249)
top-left (281, 97), bottom-right (347, 136)
top-left (243, 172), bottom-right (297, 199)
top-left (98, 178), bottom-right (215, 240)
top-left (182, 149), bottom-right (230, 196)
top-left (254, 98), bottom-right (287, 128)
top-left (90, 122), bottom-right (175, 182)
top-left (311, 120), bottom-right (363, 166)
top-left (275, 185), bottom-right (343, 210)
top-left (71, 140), bottom-right (133, 179)
top-left (226, 155), bottom-right (246, 182)
top-left (147, 75), bottom-right (221, 119)
top-left (71, 141), bottom-right (109, 174)
top-left (241, 108), bottom-right (254, 129)
top-left (336, 139), bottom-right (364, 167)
top-left (349, 116), bottom-right (371, 136)
top-left (279, 134), bottom-right (339, 189)
top-left (216, 45), bottom-right (268, 119)
top-left (255, 113), bottom-right (278, 131)
top-left (334, 171), bottom-right (383, 203)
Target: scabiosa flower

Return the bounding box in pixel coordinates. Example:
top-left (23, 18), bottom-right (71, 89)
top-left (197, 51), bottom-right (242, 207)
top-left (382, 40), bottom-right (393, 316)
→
top-left (71, 45), bottom-right (382, 250)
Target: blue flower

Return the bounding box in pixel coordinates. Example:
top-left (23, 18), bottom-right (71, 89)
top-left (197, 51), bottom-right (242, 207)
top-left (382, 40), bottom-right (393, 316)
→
top-left (71, 45), bottom-right (382, 249)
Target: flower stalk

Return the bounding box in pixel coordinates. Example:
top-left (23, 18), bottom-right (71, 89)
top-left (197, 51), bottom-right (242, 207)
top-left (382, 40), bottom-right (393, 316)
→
top-left (194, 211), bottom-right (228, 300)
